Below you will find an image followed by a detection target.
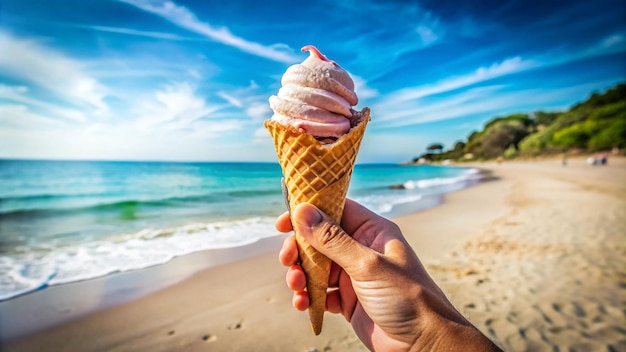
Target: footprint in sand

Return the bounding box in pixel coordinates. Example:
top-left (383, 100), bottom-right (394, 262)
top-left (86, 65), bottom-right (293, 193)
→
top-left (202, 334), bottom-right (217, 342)
top-left (228, 321), bottom-right (243, 330)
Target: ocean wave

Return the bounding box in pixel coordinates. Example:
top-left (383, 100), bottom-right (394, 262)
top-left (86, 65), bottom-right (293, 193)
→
top-left (0, 199), bottom-right (173, 219)
top-left (401, 168), bottom-right (481, 190)
top-left (0, 216), bottom-right (278, 301)
top-left (0, 188), bottom-right (281, 216)
top-left (355, 194), bottom-right (424, 215)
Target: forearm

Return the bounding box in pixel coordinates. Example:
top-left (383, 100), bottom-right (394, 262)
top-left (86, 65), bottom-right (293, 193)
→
top-left (409, 314), bottom-right (502, 352)
top-left (407, 286), bottom-right (502, 352)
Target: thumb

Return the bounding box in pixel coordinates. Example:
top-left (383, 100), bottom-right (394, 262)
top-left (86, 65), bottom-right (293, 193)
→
top-left (292, 203), bottom-right (373, 275)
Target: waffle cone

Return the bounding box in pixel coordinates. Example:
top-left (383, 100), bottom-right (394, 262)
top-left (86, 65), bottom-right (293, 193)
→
top-left (264, 108), bottom-right (370, 335)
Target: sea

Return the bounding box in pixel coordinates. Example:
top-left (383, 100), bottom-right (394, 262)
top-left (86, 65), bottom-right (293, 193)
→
top-left (0, 159), bottom-right (482, 301)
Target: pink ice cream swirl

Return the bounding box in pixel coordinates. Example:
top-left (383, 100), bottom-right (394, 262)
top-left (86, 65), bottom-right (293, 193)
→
top-left (269, 45), bottom-right (359, 142)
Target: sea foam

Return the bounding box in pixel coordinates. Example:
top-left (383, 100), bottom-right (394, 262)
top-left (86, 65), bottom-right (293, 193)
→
top-left (0, 217), bottom-right (277, 301)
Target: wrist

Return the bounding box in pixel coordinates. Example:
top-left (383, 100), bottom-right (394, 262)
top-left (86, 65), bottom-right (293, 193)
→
top-left (408, 305), bottom-right (501, 352)
top-left (409, 319), bottom-right (502, 352)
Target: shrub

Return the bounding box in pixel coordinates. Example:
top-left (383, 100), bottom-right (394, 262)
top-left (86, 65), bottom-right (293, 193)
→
top-left (587, 118), bottom-right (626, 151)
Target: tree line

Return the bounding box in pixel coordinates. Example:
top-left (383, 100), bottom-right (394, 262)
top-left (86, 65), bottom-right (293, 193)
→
top-left (415, 83), bottom-right (626, 162)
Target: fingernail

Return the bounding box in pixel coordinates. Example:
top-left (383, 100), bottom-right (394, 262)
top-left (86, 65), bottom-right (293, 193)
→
top-left (298, 204), bottom-right (323, 226)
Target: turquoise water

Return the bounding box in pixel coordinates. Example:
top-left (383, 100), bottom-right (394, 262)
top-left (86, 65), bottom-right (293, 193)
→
top-left (0, 159), bottom-right (480, 300)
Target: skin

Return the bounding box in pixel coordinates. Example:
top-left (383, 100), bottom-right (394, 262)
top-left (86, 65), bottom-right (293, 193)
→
top-left (277, 199), bottom-right (503, 352)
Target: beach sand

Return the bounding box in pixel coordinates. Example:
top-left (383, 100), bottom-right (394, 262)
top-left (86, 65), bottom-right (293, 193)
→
top-left (2, 157), bottom-right (625, 351)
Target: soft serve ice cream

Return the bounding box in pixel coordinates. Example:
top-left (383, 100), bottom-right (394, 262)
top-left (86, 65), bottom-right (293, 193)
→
top-left (269, 45), bottom-right (363, 144)
top-left (264, 45), bottom-right (370, 335)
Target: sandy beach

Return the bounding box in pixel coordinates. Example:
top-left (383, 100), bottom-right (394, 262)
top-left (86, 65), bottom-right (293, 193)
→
top-left (2, 156), bottom-right (625, 351)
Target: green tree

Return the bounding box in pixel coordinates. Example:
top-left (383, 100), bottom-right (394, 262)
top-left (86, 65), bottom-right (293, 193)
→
top-left (587, 118), bottom-right (626, 150)
top-left (464, 131), bottom-right (483, 155)
top-left (426, 143), bottom-right (444, 153)
top-left (552, 124), bottom-right (588, 148)
top-left (533, 111), bottom-right (560, 127)
top-left (478, 120), bottom-right (529, 158)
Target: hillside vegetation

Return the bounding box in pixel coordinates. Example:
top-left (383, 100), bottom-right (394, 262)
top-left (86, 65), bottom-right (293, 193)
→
top-left (416, 83), bottom-right (626, 162)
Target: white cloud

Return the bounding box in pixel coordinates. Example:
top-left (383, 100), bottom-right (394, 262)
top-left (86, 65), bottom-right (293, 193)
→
top-left (252, 126), bottom-right (272, 146)
top-left (217, 91), bottom-right (243, 108)
top-left (119, 0), bottom-right (300, 63)
top-left (536, 33), bottom-right (626, 70)
top-left (378, 56), bottom-right (537, 112)
top-left (376, 81), bottom-right (612, 129)
top-left (376, 85), bottom-right (504, 126)
top-left (191, 119), bottom-right (242, 138)
top-left (133, 82), bottom-right (222, 131)
top-left (253, 127), bottom-right (269, 138)
top-left (245, 102), bottom-right (271, 120)
top-left (352, 74), bottom-right (379, 101)
top-left (85, 25), bottom-right (197, 40)
top-left (0, 84), bottom-right (86, 123)
top-left (0, 31), bottom-right (108, 112)
top-left (0, 104), bottom-right (67, 130)
top-left (601, 34), bottom-right (625, 49)
top-left (416, 25), bottom-right (439, 45)
top-left (214, 81), bottom-right (271, 120)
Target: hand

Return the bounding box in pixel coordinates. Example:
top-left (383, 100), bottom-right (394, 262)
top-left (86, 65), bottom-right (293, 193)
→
top-left (277, 199), bottom-right (501, 352)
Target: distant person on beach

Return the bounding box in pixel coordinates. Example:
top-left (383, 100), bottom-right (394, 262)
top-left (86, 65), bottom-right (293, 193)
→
top-left (276, 199), bottom-right (502, 351)
top-left (587, 153), bottom-right (609, 166)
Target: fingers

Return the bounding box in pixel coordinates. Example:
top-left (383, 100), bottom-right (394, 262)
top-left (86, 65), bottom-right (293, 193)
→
top-left (326, 289), bottom-right (342, 314)
top-left (327, 270), bottom-right (357, 321)
top-left (275, 211), bottom-right (293, 233)
top-left (279, 235), bottom-right (298, 266)
top-left (286, 265), bottom-right (306, 291)
top-left (293, 291), bottom-right (309, 311)
top-left (291, 203), bottom-right (374, 276)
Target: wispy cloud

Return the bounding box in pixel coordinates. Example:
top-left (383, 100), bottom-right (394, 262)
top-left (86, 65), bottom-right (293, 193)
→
top-left (0, 84), bottom-right (87, 123)
top-left (375, 56), bottom-right (538, 119)
top-left (81, 25), bottom-right (203, 41)
top-left (0, 104), bottom-right (69, 130)
top-left (133, 82), bottom-right (224, 132)
top-left (376, 85), bottom-right (506, 127)
top-left (190, 119), bottom-right (242, 139)
top-left (535, 32), bottom-right (626, 70)
top-left (601, 33), bottom-right (625, 49)
top-left (352, 74), bottom-right (379, 101)
top-left (216, 91), bottom-right (243, 108)
top-left (375, 81), bottom-right (614, 129)
top-left (416, 25), bottom-right (439, 46)
top-left (214, 81), bottom-right (272, 120)
top-left (119, 0), bottom-right (300, 63)
top-left (589, 32), bottom-right (626, 56)
top-left (0, 31), bottom-right (109, 112)
top-left (245, 102), bottom-right (271, 120)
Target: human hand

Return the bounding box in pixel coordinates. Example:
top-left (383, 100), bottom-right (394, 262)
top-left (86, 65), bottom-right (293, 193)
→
top-left (277, 199), bottom-right (501, 352)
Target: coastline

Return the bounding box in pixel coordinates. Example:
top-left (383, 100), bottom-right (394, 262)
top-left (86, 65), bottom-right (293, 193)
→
top-left (3, 156), bottom-right (625, 351)
top-left (0, 234), bottom-right (288, 341)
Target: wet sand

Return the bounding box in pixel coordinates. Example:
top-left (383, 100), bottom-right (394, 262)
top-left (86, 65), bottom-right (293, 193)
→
top-left (3, 156), bottom-right (625, 351)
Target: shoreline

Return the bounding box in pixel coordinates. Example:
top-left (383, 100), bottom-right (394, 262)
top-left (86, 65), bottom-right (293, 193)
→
top-left (0, 164), bottom-right (484, 339)
top-left (0, 234), bottom-right (287, 341)
top-left (0, 162), bottom-right (476, 304)
top-left (3, 156), bottom-right (625, 351)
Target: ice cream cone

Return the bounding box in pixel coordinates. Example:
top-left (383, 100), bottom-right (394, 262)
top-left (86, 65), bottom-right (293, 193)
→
top-left (265, 107), bottom-right (370, 335)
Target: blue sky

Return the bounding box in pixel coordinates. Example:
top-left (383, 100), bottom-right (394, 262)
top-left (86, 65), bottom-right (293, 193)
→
top-left (1, 0), bottom-right (624, 163)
